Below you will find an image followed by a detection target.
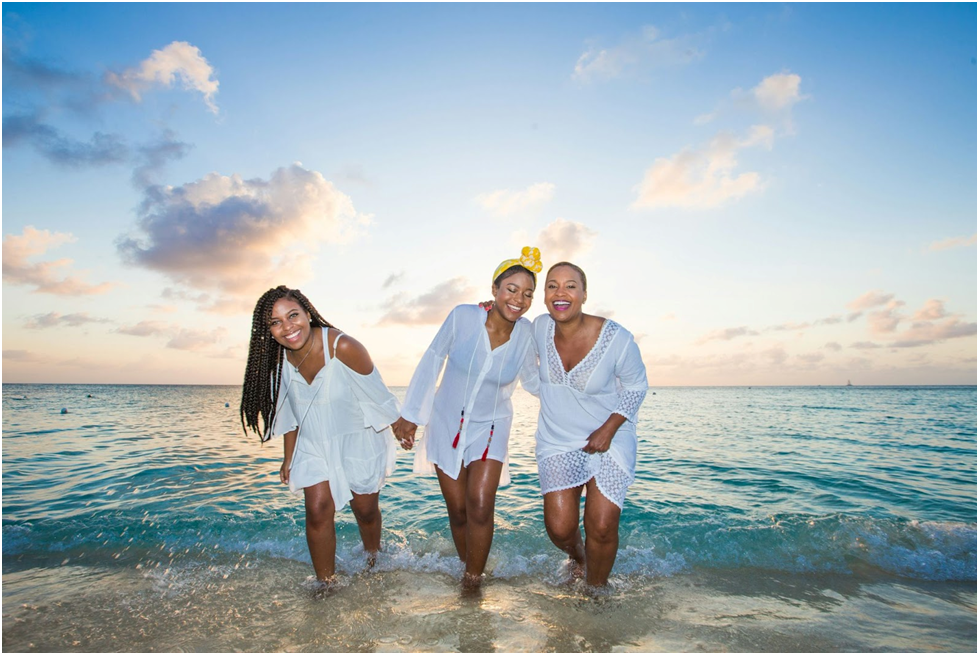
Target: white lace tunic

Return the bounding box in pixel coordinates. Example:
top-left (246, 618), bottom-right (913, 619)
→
top-left (401, 305), bottom-right (539, 486)
top-left (533, 315), bottom-right (648, 508)
top-left (271, 330), bottom-right (400, 511)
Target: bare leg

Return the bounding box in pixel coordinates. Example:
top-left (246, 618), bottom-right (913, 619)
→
top-left (582, 477), bottom-right (621, 587)
top-left (349, 491), bottom-right (382, 567)
top-left (436, 464), bottom-right (469, 562)
top-left (461, 458), bottom-right (504, 585)
top-left (303, 481), bottom-right (337, 581)
top-left (543, 485), bottom-right (586, 578)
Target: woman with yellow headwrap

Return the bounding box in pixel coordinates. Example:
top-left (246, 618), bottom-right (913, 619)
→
top-left (392, 247), bottom-right (542, 589)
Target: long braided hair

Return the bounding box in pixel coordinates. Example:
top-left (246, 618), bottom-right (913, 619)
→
top-left (240, 285), bottom-right (335, 442)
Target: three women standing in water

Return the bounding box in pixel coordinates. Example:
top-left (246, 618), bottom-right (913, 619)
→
top-left (240, 253), bottom-right (648, 590)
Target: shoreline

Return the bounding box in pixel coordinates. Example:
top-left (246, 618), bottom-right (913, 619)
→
top-left (3, 561), bottom-right (975, 652)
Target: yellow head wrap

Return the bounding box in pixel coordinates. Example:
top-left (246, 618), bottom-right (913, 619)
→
top-left (493, 246), bottom-right (543, 284)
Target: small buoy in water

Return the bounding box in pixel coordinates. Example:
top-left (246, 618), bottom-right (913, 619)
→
top-left (225, 402), bottom-right (230, 407)
top-left (60, 408), bottom-right (68, 414)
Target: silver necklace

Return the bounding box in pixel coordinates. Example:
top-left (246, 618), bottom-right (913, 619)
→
top-left (290, 329), bottom-right (317, 371)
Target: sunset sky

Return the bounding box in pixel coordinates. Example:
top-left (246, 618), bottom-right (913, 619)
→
top-left (3, 2), bottom-right (976, 387)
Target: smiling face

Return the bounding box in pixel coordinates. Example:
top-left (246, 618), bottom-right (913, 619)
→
top-left (544, 264), bottom-right (587, 322)
top-left (491, 269), bottom-right (535, 322)
top-left (268, 298), bottom-right (313, 351)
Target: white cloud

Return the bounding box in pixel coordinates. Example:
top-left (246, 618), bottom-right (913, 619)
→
top-left (118, 163), bottom-right (371, 309)
top-left (536, 218), bottom-right (597, 263)
top-left (2, 226), bottom-right (114, 295)
top-left (752, 72), bottom-right (804, 112)
top-left (106, 41), bottom-right (219, 114)
top-left (573, 25), bottom-right (704, 83)
top-left (475, 182), bottom-right (555, 218)
top-left (631, 129), bottom-right (768, 210)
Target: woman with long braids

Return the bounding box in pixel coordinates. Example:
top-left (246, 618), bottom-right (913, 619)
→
top-left (532, 262), bottom-right (648, 589)
top-left (392, 247), bottom-right (542, 590)
top-left (241, 285), bottom-right (400, 583)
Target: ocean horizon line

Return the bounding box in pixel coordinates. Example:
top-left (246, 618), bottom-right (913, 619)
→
top-left (3, 381), bottom-right (976, 389)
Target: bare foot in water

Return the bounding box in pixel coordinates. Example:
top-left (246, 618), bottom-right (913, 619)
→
top-left (461, 572), bottom-right (484, 595)
top-left (366, 550), bottom-right (378, 569)
top-left (311, 576), bottom-right (339, 599)
top-left (564, 557), bottom-right (585, 583)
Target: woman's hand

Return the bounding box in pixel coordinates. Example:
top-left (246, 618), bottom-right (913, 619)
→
top-left (582, 424), bottom-right (615, 453)
top-left (478, 300), bottom-right (494, 312)
top-left (581, 414), bottom-right (626, 454)
top-left (279, 459), bottom-right (291, 484)
top-left (392, 417), bottom-right (418, 450)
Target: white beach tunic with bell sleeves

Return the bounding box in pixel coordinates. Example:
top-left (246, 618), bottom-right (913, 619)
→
top-left (400, 304), bottom-right (539, 486)
top-left (532, 315), bottom-right (648, 509)
top-left (271, 330), bottom-right (400, 511)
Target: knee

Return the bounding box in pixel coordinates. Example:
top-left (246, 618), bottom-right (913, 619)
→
top-left (306, 501), bottom-right (335, 532)
top-left (351, 501), bottom-right (380, 526)
top-left (446, 504), bottom-right (467, 528)
top-left (584, 516), bottom-right (618, 545)
top-left (466, 496), bottom-right (495, 527)
top-left (545, 517), bottom-right (580, 547)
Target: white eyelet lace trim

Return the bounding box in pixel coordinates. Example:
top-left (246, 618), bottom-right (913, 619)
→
top-left (538, 450), bottom-right (633, 509)
top-left (614, 389), bottom-right (645, 420)
top-left (547, 319), bottom-right (619, 392)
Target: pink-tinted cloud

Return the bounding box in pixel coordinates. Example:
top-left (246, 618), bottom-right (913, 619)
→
top-left (167, 327), bottom-right (228, 351)
top-left (928, 233), bottom-right (976, 252)
top-left (891, 318), bottom-right (977, 348)
top-left (847, 290), bottom-right (894, 311)
top-left (3, 349), bottom-right (43, 362)
top-left (824, 342), bottom-right (843, 352)
top-left (850, 341), bottom-right (882, 350)
top-left (378, 277), bottom-right (476, 325)
top-left (696, 326), bottom-right (759, 344)
top-left (912, 299), bottom-right (948, 321)
top-left (24, 312), bottom-right (111, 329)
top-left (2, 226), bottom-right (114, 295)
top-left (867, 301), bottom-right (906, 336)
top-left (117, 321), bottom-right (171, 337)
top-left (116, 321), bottom-right (228, 352)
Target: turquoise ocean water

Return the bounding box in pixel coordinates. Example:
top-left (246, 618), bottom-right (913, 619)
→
top-left (2, 384), bottom-right (976, 652)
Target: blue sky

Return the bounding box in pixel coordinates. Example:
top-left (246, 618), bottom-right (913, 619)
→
top-left (3, 2), bottom-right (976, 385)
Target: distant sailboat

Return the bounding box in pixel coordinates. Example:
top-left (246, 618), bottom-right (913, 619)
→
top-left (846, 379), bottom-right (853, 387)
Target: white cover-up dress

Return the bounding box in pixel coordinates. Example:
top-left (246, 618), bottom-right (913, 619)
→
top-left (533, 315), bottom-right (648, 509)
top-left (271, 329), bottom-right (400, 510)
top-left (401, 304), bottom-right (539, 486)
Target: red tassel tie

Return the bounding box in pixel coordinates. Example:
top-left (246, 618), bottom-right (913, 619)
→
top-left (481, 424), bottom-right (495, 461)
top-left (452, 410), bottom-right (465, 449)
